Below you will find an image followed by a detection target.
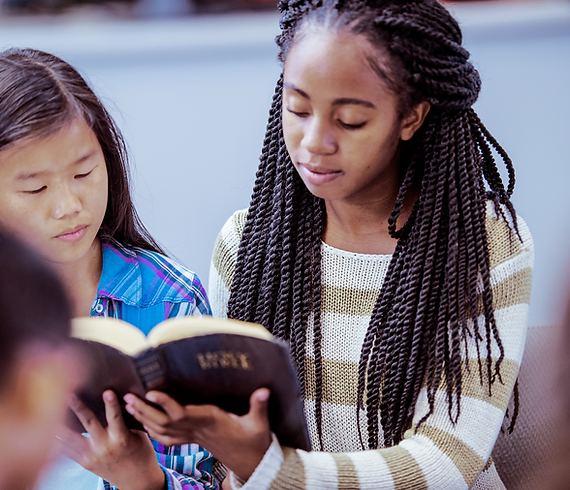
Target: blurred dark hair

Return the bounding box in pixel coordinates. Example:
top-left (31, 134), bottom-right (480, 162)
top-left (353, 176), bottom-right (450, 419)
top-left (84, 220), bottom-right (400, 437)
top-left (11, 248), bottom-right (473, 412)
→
top-left (0, 47), bottom-right (163, 254)
top-left (0, 229), bottom-right (71, 391)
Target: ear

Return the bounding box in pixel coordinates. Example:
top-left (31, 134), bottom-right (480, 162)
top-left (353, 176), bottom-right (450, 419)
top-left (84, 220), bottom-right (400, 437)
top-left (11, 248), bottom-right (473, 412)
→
top-left (400, 101), bottom-right (431, 141)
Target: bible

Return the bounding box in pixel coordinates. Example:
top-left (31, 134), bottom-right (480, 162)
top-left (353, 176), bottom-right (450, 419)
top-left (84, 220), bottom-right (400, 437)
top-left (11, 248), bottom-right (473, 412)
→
top-left (68, 315), bottom-right (311, 450)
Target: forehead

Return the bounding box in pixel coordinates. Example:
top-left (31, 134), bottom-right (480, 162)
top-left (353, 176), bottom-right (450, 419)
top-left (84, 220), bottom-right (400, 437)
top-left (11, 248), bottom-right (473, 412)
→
top-left (283, 29), bottom-right (395, 102)
top-left (0, 117), bottom-right (98, 175)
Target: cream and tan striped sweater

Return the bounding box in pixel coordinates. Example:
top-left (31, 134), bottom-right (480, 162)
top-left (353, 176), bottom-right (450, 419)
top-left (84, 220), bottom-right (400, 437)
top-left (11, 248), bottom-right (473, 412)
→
top-left (209, 204), bottom-right (533, 490)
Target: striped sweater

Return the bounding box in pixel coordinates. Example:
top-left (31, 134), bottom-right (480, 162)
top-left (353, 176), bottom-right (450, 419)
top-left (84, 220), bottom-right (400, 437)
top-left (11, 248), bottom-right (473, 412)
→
top-left (208, 204), bottom-right (533, 490)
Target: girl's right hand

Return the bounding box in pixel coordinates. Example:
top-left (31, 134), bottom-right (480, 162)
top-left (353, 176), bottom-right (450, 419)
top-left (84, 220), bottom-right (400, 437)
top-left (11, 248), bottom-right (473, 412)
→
top-left (56, 390), bottom-right (166, 490)
top-left (124, 388), bottom-right (273, 482)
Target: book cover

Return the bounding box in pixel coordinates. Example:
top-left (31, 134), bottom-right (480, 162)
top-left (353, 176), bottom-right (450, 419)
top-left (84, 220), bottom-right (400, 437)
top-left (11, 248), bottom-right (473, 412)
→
top-left (68, 315), bottom-right (311, 451)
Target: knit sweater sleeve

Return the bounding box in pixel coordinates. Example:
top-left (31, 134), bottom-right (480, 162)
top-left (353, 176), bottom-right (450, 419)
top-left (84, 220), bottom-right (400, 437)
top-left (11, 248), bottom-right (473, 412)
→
top-left (208, 209), bottom-right (248, 319)
top-left (213, 208), bottom-right (534, 490)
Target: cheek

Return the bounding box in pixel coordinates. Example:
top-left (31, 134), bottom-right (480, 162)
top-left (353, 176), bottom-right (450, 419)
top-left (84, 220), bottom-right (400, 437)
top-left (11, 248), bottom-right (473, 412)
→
top-left (0, 216), bottom-right (46, 258)
top-left (92, 167), bottom-right (109, 219)
top-left (282, 114), bottom-right (302, 158)
top-left (0, 198), bottom-right (39, 241)
top-left (361, 127), bottom-right (402, 167)
top-left (97, 180), bottom-right (109, 215)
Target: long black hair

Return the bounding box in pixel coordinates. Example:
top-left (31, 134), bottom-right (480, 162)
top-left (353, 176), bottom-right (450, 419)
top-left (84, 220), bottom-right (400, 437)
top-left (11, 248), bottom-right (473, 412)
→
top-left (228, 0), bottom-right (518, 448)
top-left (0, 48), bottom-right (164, 254)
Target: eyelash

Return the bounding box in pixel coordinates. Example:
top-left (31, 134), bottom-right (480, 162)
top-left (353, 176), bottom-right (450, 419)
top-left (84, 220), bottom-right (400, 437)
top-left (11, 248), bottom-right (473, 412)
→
top-left (287, 107), bottom-right (366, 130)
top-left (338, 121), bottom-right (366, 130)
top-left (75, 169), bottom-right (93, 179)
top-left (287, 107), bottom-right (309, 118)
top-left (25, 186), bottom-right (47, 195)
top-left (23, 168), bottom-right (93, 194)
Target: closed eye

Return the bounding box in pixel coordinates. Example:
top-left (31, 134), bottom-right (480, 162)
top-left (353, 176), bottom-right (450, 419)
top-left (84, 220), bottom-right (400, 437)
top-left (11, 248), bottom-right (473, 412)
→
top-left (286, 107), bottom-right (310, 118)
top-left (24, 186), bottom-right (47, 195)
top-left (338, 120), bottom-right (367, 130)
top-left (75, 169), bottom-right (93, 179)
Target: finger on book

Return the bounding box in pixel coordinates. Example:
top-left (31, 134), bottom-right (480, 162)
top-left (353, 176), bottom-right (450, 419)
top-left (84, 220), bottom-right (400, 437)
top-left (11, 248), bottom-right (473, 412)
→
top-left (124, 393), bottom-right (171, 427)
top-left (68, 393), bottom-right (107, 440)
top-left (102, 390), bottom-right (128, 435)
top-left (141, 425), bottom-right (182, 447)
top-left (145, 391), bottom-right (186, 419)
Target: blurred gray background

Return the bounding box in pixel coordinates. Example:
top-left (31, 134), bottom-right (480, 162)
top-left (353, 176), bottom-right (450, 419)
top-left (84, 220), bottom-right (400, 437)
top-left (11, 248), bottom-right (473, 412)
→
top-left (0, 0), bottom-right (568, 328)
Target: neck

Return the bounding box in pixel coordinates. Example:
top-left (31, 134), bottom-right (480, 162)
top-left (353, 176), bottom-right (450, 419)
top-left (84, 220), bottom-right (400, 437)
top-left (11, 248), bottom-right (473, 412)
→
top-left (323, 186), bottom-right (418, 255)
top-left (55, 237), bottom-right (103, 318)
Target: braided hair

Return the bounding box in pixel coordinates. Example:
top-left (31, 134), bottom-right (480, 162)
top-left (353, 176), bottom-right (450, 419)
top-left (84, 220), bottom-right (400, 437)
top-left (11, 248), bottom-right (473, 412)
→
top-left (227, 0), bottom-right (519, 449)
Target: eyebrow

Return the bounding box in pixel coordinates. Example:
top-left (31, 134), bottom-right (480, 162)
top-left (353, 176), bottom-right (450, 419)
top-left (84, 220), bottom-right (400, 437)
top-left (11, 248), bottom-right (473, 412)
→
top-left (16, 150), bottom-right (97, 181)
top-left (283, 82), bottom-right (376, 109)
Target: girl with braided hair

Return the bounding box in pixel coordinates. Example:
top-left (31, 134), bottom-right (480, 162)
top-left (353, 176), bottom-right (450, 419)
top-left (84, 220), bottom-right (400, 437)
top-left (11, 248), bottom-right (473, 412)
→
top-left (125, 0), bottom-right (533, 488)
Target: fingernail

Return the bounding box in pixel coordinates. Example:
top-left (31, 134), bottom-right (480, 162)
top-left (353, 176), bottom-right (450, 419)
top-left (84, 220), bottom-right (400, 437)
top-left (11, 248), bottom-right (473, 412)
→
top-left (258, 389), bottom-right (270, 402)
top-left (146, 393), bottom-right (157, 403)
top-left (68, 394), bottom-right (78, 407)
top-left (125, 404), bottom-right (134, 415)
top-left (103, 391), bottom-right (115, 402)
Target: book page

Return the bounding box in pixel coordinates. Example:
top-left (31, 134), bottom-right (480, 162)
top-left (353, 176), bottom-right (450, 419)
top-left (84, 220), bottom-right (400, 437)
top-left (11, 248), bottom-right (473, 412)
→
top-left (147, 316), bottom-right (273, 347)
top-left (72, 317), bottom-right (149, 356)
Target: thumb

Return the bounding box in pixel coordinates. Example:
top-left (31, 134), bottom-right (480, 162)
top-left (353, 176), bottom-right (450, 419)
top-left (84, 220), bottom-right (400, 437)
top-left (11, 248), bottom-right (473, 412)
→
top-left (247, 388), bottom-right (270, 427)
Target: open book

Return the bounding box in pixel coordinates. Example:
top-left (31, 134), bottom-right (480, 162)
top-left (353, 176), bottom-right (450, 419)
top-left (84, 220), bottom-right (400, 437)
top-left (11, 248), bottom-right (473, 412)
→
top-left (69, 315), bottom-right (311, 450)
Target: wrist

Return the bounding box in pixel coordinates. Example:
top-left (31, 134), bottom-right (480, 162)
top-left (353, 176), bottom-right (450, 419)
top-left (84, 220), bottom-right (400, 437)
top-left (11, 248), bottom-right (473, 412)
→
top-left (233, 433), bottom-right (272, 481)
top-left (116, 463), bottom-right (166, 490)
top-left (143, 465), bottom-right (167, 490)
top-left (230, 434), bottom-right (283, 490)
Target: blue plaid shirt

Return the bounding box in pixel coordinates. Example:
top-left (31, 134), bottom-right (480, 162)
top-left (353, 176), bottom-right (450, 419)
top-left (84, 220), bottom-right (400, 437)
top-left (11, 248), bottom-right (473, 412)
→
top-left (93, 237), bottom-right (219, 490)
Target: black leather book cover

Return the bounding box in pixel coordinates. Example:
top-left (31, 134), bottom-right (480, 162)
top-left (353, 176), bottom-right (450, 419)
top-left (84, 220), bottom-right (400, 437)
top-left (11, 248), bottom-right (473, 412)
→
top-left (68, 316), bottom-right (311, 451)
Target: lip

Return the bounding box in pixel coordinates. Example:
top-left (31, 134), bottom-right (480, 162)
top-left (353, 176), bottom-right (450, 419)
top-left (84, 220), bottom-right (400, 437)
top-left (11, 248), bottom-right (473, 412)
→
top-left (298, 163), bottom-right (342, 186)
top-left (55, 225), bottom-right (89, 243)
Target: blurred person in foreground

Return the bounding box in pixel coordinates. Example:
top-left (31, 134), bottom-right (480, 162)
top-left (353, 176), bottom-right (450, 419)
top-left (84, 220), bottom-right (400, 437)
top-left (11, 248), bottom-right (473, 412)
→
top-left (543, 294), bottom-right (570, 490)
top-left (0, 229), bottom-right (76, 490)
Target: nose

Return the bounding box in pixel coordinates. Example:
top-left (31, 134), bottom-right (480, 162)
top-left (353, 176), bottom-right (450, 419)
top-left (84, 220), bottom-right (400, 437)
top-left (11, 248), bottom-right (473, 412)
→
top-left (301, 116), bottom-right (338, 156)
top-left (51, 183), bottom-right (82, 220)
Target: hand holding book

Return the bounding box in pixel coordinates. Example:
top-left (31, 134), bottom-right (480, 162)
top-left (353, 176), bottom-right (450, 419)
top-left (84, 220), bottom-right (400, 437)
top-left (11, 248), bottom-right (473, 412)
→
top-left (57, 390), bottom-right (166, 490)
top-left (124, 387), bottom-right (273, 482)
top-left (68, 315), bottom-right (310, 452)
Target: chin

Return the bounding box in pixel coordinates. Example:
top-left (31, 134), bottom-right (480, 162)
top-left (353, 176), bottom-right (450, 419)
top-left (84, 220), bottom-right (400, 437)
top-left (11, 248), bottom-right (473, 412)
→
top-left (45, 247), bottom-right (89, 266)
top-left (304, 188), bottom-right (329, 200)
top-left (306, 187), bottom-right (344, 202)
top-left (300, 181), bottom-right (329, 200)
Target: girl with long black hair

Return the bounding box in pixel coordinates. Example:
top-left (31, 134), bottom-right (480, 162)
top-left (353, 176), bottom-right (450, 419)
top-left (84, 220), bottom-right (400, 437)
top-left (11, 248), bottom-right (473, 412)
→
top-left (0, 48), bottom-right (220, 490)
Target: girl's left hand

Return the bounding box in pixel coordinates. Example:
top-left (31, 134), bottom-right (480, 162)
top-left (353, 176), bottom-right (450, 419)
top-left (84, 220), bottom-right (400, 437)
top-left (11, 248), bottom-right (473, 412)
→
top-left (56, 390), bottom-right (166, 490)
top-left (123, 388), bottom-right (272, 482)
